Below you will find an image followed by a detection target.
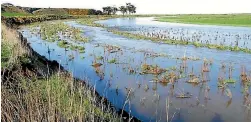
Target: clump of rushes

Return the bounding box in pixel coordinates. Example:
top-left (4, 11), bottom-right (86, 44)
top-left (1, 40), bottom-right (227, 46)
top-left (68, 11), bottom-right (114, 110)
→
top-left (92, 62), bottom-right (103, 67)
top-left (108, 58), bottom-right (116, 64)
top-left (96, 56), bottom-right (104, 60)
top-left (74, 32), bottom-right (89, 42)
top-left (223, 79), bottom-right (236, 83)
top-left (57, 40), bottom-right (68, 48)
top-left (69, 45), bottom-right (78, 50)
top-left (69, 44), bottom-right (85, 52)
top-left (140, 63), bottom-right (166, 75)
top-left (68, 54), bottom-right (75, 61)
top-left (77, 46), bottom-right (85, 51)
top-left (78, 46), bottom-right (85, 53)
top-left (217, 77), bottom-right (236, 88)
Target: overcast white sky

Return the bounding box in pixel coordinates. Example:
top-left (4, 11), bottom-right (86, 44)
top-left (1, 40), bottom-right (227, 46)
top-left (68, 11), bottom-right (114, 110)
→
top-left (1, 0), bottom-right (251, 14)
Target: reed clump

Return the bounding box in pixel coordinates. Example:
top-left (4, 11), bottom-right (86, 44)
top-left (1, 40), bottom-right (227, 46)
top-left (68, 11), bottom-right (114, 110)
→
top-left (140, 63), bottom-right (166, 75)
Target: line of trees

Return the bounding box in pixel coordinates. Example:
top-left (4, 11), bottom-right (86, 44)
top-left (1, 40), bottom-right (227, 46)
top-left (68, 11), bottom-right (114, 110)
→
top-left (102, 3), bottom-right (136, 15)
top-left (88, 9), bottom-right (103, 15)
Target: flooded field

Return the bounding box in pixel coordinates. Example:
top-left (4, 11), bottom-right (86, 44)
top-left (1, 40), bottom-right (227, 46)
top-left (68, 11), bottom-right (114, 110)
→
top-left (98, 17), bottom-right (251, 49)
top-left (20, 18), bottom-right (251, 122)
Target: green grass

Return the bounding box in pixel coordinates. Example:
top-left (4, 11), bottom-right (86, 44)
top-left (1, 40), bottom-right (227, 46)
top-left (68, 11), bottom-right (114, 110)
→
top-left (2, 73), bottom-right (120, 121)
top-left (224, 79), bottom-right (236, 83)
top-left (1, 12), bottom-right (32, 17)
top-left (96, 56), bottom-right (104, 60)
top-left (1, 23), bottom-right (28, 69)
top-left (57, 40), bottom-right (69, 48)
top-left (36, 22), bottom-right (89, 50)
top-left (108, 58), bottom-right (117, 63)
top-left (156, 14), bottom-right (251, 27)
top-left (1, 43), bottom-right (12, 68)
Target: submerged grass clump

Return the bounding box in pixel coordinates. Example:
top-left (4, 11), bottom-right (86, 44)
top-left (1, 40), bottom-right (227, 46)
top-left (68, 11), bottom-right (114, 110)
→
top-left (140, 63), bottom-right (166, 75)
top-left (224, 79), bottom-right (236, 83)
top-left (31, 21), bottom-right (89, 51)
top-left (96, 56), bottom-right (104, 60)
top-left (69, 44), bottom-right (85, 51)
top-left (57, 40), bottom-right (68, 48)
top-left (108, 58), bottom-right (117, 64)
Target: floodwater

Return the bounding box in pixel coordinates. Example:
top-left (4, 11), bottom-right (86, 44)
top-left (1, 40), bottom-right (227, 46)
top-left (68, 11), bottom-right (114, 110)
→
top-left (20, 17), bottom-right (251, 122)
top-left (98, 17), bottom-right (251, 49)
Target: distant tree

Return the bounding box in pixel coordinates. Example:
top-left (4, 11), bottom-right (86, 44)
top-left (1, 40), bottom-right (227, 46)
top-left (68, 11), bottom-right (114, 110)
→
top-left (111, 6), bottom-right (118, 15)
top-left (126, 3), bottom-right (131, 14)
top-left (102, 7), bottom-right (108, 15)
top-left (126, 3), bottom-right (136, 14)
top-left (102, 6), bottom-right (113, 15)
top-left (119, 6), bottom-right (127, 16)
top-left (88, 9), bottom-right (97, 15)
top-left (130, 5), bottom-right (136, 14)
top-left (103, 3), bottom-right (136, 15)
top-left (96, 10), bottom-right (103, 15)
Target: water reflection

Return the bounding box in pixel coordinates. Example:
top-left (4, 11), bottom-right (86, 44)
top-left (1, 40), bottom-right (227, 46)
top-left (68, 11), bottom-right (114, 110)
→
top-left (20, 20), bottom-right (251, 122)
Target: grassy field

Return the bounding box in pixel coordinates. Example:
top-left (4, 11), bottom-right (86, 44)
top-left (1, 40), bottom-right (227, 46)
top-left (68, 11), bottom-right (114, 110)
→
top-left (156, 14), bottom-right (251, 27)
top-left (1, 12), bottom-right (33, 17)
top-left (32, 8), bottom-right (69, 15)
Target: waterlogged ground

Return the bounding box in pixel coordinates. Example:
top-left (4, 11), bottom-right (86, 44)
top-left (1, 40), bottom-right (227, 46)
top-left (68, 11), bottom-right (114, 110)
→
top-left (20, 18), bottom-right (251, 122)
top-left (98, 17), bottom-right (251, 49)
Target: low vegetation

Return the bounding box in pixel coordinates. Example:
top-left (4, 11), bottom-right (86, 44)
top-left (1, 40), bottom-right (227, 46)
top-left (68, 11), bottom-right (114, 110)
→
top-left (156, 14), bottom-right (251, 27)
top-left (39, 22), bottom-right (88, 42)
top-left (2, 73), bottom-right (119, 121)
top-left (30, 21), bottom-right (88, 52)
top-left (1, 12), bottom-right (32, 17)
top-left (108, 58), bottom-right (117, 63)
top-left (108, 28), bottom-right (251, 53)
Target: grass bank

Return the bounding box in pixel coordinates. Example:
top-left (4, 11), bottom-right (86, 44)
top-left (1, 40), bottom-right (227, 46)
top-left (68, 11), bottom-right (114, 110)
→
top-left (2, 73), bottom-right (119, 121)
top-left (156, 14), bottom-right (251, 27)
top-left (1, 12), bottom-right (32, 17)
top-left (1, 23), bottom-right (122, 121)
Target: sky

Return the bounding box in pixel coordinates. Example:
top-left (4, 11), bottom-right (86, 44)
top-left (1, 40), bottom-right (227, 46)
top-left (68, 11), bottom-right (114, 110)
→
top-left (1, 0), bottom-right (251, 14)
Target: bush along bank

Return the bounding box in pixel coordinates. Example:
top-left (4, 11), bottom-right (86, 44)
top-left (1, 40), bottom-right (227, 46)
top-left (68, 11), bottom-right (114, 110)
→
top-left (1, 15), bottom-right (83, 27)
